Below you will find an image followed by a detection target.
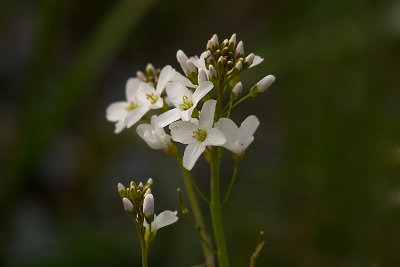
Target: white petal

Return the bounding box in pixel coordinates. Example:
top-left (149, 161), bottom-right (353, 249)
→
top-left (234, 137), bottom-right (254, 154)
top-left (136, 123), bottom-right (152, 139)
top-left (137, 123), bottom-right (165, 149)
top-left (166, 82), bottom-right (193, 107)
top-left (176, 50), bottom-right (189, 73)
top-left (137, 82), bottom-right (157, 105)
top-left (152, 210), bottom-right (178, 231)
top-left (125, 106), bottom-right (149, 128)
top-left (249, 55), bottom-right (264, 68)
top-left (106, 101), bottom-right (128, 122)
top-left (125, 78), bottom-right (140, 100)
top-left (180, 106), bottom-right (195, 121)
top-left (237, 115), bottom-right (260, 141)
top-left (156, 65), bottom-right (175, 94)
top-left (171, 72), bottom-right (196, 88)
top-left (192, 81), bottom-right (213, 104)
top-left (203, 128), bottom-right (226, 146)
top-left (183, 142), bottom-right (206, 170)
top-left (156, 108), bottom-right (182, 128)
top-left (198, 99), bottom-right (216, 130)
top-left (214, 118), bottom-right (238, 145)
top-left (169, 121), bottom-right (197, 144)
top-left (143, 194), bottom-right (154, 216)
top-left (114, 120), bottom-right (126, 134)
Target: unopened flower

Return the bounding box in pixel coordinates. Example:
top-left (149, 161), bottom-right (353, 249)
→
top-left (169, 99), bottom-right (226, 170)
top-left (143, 193), bottom-right (154, 217)
top-left (215, 115), bottom-right (260, 155)
top-left (137, 115), bottom-right (172, 150)
top-left (122, 197), bottom-right (134, 212)
top-left (156, 81), bottom-right (214, 128)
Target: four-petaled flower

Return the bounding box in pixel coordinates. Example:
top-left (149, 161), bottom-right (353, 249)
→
top-left (156, 81), bottom-right (213, 128)
top-left (169, 99), bottom-right (226, 170)
top-left (106, 65), bottom-right (176, 133)
top-left (215, 115), bottom-right (260, 155)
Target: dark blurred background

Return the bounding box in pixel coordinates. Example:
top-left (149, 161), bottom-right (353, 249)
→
top-left (1, 0), bottom-right (400, 266)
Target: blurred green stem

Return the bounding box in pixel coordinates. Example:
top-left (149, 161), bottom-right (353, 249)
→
top-left (222, 161), bottom-right (239, 206)
top-left (176, 154), bottom-right (214, 267)
top-left (210, 147), bottom-right (230, 267)
top-left (135, 221), bottom-right (148, 267)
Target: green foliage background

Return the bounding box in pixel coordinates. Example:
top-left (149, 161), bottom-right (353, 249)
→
top-left (1, 0), bottom-right (400, 266)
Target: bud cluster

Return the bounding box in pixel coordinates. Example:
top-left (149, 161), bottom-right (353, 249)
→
top-left (205, 33), bottom-right (254, 81)
top-left (117, 178), bottom-right (154, 223)
top-left (136, 63), bottom-right (161, 88)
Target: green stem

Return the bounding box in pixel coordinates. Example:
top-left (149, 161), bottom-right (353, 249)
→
top-left (222, 161), bottom-right (239, 206)
top-left (230, 93), bottom-right (251, 111)
top-left (176, 155), bottom-right (214, 267)
top-left (135, 221), bottom-right (148, 267)
top-left (210, 147), bottom-right (230, 267)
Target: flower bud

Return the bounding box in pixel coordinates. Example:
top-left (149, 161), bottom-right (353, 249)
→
top-left (145, 63), bottom-right (156, 77)
top-left (235, 41), bottom-right (244, 56)
top-left (176, 50), bottom-right (189, 74)
top-left (138, 182), bottom-right (144, 190)
top-left (208, 65), bottom-right (217, 79)
top-left (136, 71), bottom-right (146, 81)
top-left (250, 75), bottom-right (275, 97)
top-left (117, 183), bottom-right (126, 198)
top-left (206, 40), bottom-right (213, 51)
top-left (186, 60), bottom-right (197, 74)
top-left (122, 197), bottom-right (134, 212)
top-left (144, 188), bottom-right (151, 197)
top-left (221, 47), bottom-right (228, 56)
top-left (146, 178), bottom-right (153, 187)
top-left (143, 194), bottom-right (154, 216)
top-left (129, 181), bottom-right (137, 190)
top-left (221, 39), bottom-right (229, 48)
top-left (217, 56), bottom-right (226, 70)
top-left (210, 34), bottom-right (219, 47)
top-left (229, 33), bottom-right (236, 46)
top-left (198, 69), bottom-right (208, 84)
top-left (226, 60), bottom-right (234, 70)
top-left (257, 75), bottom-right (275, 92)
top-left (232, 82), bottom-right (243, 96)
top-left (244, 53), bottom-right (255, 67)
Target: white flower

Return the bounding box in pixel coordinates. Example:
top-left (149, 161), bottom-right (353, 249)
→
top-left (122, 197), bottom-right (134, 212)
top-left (250, 55), bottom-right (264, 68)
top-left (106, 78), bottom-right (141, 133)
top-left (105, 65), bottom-right (176, 133)
top-left (144, 210), bottom-right (178, 232)
top-left (169, 99), bottom-right (226, 170)
top-left (155, 81), bottom-right (214, 128)
top-left (125, 65), bottom-right (176, 128)
top-left (143, 193), bottom-right (178, 232)
top-left (215, 115), bottom-right (260, 155)
top-left (137, 115), bottom-right (171, 150)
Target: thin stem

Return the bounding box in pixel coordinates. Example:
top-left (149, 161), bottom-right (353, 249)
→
top-left (222, 161), bottom-right (239, 206)
top-left (210, 146), bottom-right (230, 267)
top-left (177, 155), bottom-right (210, 204)
top-left (230, 93), bottom-right (251, 110)
top-left (249, 231), bottom-right (266, 267)
top-left (135, 221), bottom-right (148, 267)
top-left (177, 189), bottom-right (218, 254)
top-left (176, 154), bottom-right (214, 267)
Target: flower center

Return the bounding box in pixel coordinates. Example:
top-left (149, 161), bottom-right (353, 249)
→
top-left (146, 93), bottom-right (159, 105)
top-left (179, 96), bottom-right (193, 110)
top-left (193, 129), bottom-right (207, 142)
top-left (126, 101), bottom-right (138, 111)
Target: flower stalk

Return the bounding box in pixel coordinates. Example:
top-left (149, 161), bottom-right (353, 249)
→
top-left (210, 146), bottom-right (230, 267)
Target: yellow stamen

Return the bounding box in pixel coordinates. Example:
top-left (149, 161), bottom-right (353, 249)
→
top-left (193, 129), bottom-right (207, 142)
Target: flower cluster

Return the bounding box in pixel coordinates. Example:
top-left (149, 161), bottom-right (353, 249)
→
top-left (117, 178), bottom-right (178, 245)
top-left (106, 34), bottom-right (275, 170)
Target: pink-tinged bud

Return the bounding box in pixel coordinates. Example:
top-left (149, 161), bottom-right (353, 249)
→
top-left (136, 71), bottom-right (146, 81)
top-left (176, 50), bottom-right (189, 73)
top-left (232, 82), bottom-right (243, 96)
top-left (208, 65), bottom-right (217, 79)
top-left (257, 75), bottom-right (275, 92)
top-left (143, 194), bottom-right (154, 216)
top-left (122, 197), bottom-right (133, 212)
